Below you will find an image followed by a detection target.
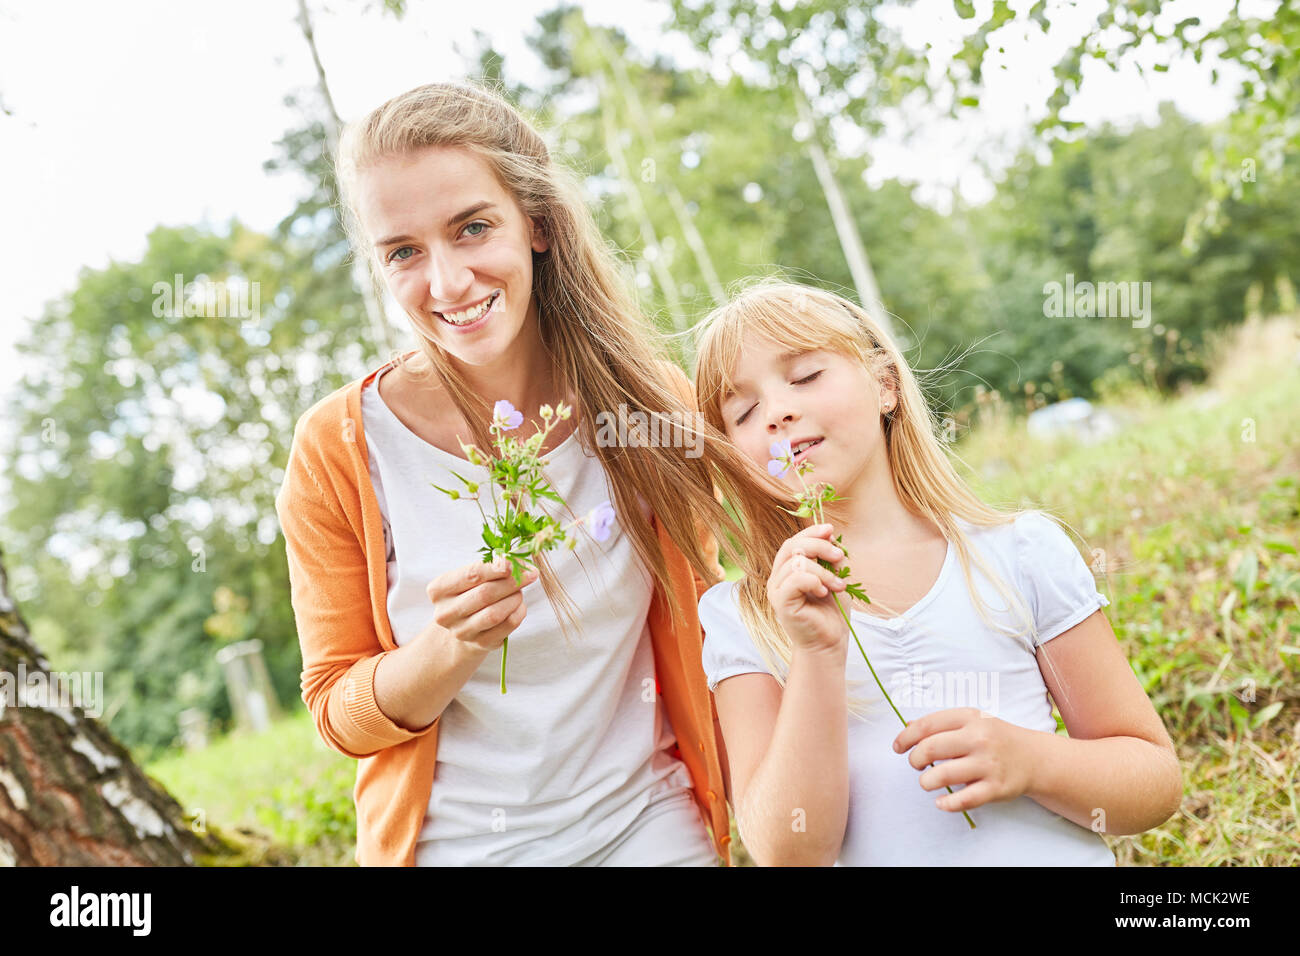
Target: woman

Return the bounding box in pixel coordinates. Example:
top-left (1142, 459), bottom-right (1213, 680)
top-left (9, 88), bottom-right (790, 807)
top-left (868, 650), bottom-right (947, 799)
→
top-left (274, 81), bottom-right (740, 866)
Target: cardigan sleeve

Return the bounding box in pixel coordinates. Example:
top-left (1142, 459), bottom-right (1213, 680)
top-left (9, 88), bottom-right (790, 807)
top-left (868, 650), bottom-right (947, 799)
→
top-left (275, 412), bottom-right (439, 759)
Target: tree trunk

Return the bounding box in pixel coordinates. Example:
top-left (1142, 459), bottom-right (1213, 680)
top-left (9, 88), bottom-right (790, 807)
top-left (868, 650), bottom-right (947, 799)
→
top-left (0, 549), bottom-right (232, 866)
top-left (295, 0), bottom-right (396, 359)
top-left (794, 85), bottom-right (893, 340)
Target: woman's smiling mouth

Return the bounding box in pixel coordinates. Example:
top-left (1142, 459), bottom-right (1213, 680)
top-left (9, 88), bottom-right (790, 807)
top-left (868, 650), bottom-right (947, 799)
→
top-left (437, 290), bottom-right (501, 328)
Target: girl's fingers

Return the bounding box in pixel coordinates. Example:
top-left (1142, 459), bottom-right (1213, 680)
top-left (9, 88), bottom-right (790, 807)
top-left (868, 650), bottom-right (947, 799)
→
top-left (917, 755), bottom-right (981, 793)
top-left (806, 554), bottom-right (848, 590)
top-left (904, 728), bottom-right (970, 772)
top-left (773, 524), bottom-right (834, 566)
top-left (774, 534), bottom-right (847, 577)
top-left (936, 781), bottom-right (993, 813)
top-left (776, 556), bottom-right (846, 602)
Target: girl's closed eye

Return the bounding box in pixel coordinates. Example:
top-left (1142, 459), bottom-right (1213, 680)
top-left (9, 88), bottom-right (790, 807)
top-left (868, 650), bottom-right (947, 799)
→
top-left (734, 371), bottom-right (822, 425)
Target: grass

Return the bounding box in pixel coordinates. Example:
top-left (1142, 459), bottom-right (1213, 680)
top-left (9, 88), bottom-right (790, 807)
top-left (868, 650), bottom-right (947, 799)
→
top-left (145, 315), bottom-right (1299, 866)
top-left (144, 705), bottom-right (358, 866)
top-left (950, 314), bottom-right (1300, 865)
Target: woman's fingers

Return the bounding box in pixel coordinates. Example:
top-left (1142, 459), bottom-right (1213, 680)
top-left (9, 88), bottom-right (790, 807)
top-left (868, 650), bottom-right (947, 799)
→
top-left (462, 589), bottom-right (528, 647)
top-left (428, 559), bottom-right (538, 639)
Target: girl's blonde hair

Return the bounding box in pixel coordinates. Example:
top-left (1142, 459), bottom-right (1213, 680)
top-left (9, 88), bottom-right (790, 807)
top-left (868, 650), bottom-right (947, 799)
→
top-left (335, 80), bottom-right (743, 629)
top-left (694, 280), bottom-right (1050, 715)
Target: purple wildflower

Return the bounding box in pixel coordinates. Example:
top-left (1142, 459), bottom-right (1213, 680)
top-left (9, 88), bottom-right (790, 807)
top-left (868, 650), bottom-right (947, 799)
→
top-left (493, 399), bottom-right (524, 431)
top-left (767, 438), bottom-right (794, 478)
top-left (589, 501), bottom-right (617, 542)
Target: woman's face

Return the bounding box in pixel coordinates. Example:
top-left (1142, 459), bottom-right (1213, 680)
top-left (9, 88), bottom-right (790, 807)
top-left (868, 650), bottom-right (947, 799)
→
top-left (356, 146), bottom-right (549, 370)
top-left (719, 337), bottom-right (894, 496)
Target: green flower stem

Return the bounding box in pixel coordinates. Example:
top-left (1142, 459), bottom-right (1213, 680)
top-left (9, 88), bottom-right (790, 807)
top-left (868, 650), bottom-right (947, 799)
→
top-left (793, 463), bottom-right (975, 829)
top-left (831, 593), bottom-right (976, 830)
top-left (500, 637), bottom-right (509, 695)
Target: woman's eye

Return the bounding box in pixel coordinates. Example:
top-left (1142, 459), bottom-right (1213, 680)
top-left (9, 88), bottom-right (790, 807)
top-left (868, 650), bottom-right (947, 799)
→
top-left (463, 221), bottom-right (488, 238)
top-left (387, 246), bottom-right (414, 263)
top-left (795, 370), bottom-right (823, 385)
top-left (735, 404), bottom-right (755, 426)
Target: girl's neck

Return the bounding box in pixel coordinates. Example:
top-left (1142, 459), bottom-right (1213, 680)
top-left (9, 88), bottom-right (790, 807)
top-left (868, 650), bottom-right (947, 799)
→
top-left (819, 447), bottom-right (940, 547)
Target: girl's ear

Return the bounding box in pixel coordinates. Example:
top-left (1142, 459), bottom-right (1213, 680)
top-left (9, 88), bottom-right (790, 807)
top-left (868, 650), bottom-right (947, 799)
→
top-left (875, 357), bottom-right (900, 417)
top-left (530, 216), bottom-right (550, 254)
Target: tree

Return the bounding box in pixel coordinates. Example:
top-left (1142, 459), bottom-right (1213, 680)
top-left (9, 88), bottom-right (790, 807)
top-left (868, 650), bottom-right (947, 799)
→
top-left (0, 222), bottom-right (372, 756)
top-left (0, 547), bottom-right (232, 864)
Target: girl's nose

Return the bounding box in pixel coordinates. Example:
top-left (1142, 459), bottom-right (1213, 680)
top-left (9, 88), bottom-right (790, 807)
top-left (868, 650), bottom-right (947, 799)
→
top-left (767, 410), bottom-right (796, 432)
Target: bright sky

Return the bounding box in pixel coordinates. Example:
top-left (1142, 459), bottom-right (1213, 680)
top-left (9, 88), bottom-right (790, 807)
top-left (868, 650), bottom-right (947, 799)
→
top-left (0, 0), bottom-right (1260, 402)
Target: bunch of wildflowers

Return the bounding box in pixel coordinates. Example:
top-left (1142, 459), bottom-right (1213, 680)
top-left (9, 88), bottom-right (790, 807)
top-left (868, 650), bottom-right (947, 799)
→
top-left (432, 399), bottom-right (616, 693)
top-left (768, 438), bottom-right (975, 828)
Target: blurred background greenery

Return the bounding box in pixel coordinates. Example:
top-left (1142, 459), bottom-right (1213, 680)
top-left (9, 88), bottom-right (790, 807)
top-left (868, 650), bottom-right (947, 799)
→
top-left (2, 0), bottom-right (1296, 865)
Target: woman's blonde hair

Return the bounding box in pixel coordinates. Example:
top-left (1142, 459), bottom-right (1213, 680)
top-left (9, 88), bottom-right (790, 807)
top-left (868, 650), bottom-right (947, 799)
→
top-left (693, 280), bottom-right (1052, 716)
top-left (335, 80), bottom-right (743, 630)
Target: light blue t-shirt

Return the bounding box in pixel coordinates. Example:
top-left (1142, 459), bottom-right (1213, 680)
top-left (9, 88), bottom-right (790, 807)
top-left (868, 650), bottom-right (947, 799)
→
top-left (700, 512), bottom-right (1118, 866)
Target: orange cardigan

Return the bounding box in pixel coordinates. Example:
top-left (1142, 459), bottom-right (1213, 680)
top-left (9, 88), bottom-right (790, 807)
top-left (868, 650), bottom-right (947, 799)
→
top-left (274, 353), bottom-right (732, 866)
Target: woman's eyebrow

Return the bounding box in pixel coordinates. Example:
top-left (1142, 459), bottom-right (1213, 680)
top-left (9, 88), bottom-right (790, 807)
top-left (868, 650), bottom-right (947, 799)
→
top-left (373, 202), bottom-right (497, 248)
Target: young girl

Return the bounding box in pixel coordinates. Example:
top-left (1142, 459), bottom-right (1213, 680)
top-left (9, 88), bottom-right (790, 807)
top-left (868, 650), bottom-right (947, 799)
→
top-left (275, 81), bottom-right (742, 866)
top-left (692, 281), bottom-right (1182, 866)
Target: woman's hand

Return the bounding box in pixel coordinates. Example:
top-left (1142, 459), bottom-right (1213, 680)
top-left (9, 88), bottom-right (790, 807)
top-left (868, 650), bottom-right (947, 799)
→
top-left (767, 523), bottom-right (850, 655)
top-left (427, 557), bottom-right (538, 655)
top-left (892, 708), bottom-right (1033, 814)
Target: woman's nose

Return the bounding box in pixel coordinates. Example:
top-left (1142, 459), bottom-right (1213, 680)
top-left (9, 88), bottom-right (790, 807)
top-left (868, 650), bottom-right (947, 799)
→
top-left (425, 247), bottom-right (473, 304)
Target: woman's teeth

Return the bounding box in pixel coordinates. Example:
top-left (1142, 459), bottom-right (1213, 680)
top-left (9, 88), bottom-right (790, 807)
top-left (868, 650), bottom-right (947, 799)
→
top-left (441, 291), bottom-right (499, 326)
top-left (793, 438), bottom-right (822, 455)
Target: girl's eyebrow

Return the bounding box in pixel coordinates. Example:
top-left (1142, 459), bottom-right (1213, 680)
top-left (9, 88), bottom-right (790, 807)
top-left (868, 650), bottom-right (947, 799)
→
top-left (722, 350), bottom-right (813, 403)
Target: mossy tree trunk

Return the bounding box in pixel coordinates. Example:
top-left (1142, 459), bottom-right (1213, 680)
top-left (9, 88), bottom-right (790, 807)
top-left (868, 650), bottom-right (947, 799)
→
top-left (0, 548), bottom-right (233, 865)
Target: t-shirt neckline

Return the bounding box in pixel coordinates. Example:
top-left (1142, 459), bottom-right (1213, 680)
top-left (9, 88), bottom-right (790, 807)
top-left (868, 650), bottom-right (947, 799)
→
top-left (848, 537), bottom-right (954, 631)
top-left (368, 364), bottom-right (581, 466)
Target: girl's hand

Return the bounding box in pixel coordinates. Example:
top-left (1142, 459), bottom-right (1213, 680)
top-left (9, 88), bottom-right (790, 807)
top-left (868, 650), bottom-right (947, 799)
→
top-left (767, 523), bottom-right (849, 655)
top-left (427, 557), bottom-right (538, 655)
top-left (892, 708), bottom-right (1033, 814)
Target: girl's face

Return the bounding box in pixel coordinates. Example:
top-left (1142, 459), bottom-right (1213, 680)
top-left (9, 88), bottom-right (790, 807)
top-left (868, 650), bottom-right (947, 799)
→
top-left (356, 146), bottom-right (549, 370)
top-left (719, 336), bottom-right (895, 495)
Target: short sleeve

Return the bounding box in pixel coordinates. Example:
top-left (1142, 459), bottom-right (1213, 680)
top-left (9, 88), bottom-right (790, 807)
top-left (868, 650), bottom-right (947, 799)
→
top-left (1014, 512), bottom-right (1111, 646)
top-left (699, 581), bottom-right (774, 692)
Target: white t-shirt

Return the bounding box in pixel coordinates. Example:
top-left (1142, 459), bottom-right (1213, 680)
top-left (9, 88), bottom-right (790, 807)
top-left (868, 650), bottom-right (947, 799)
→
top-left (700, 512), bottom-right (1118, 866)
top-left (361, 366), bottom-right (697, 865)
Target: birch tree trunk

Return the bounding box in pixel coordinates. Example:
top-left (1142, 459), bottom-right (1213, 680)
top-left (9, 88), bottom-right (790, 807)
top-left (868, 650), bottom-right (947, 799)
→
top-left (794, 85), bottom-right (893, 340)
top-left (0, 549), bottom-right (232, 866)
top-left (295, 0), bottom-right (396, 358)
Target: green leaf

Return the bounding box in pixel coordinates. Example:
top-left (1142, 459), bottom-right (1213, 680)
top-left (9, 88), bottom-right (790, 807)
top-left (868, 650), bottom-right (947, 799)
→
top-left (429, 481), bottom-right (459, 499)
top-left (1264, 540), bottom-right (1297, 554)
top-left (1234, 550), bottom-right (1258, 597)
top-left (1227, 695), bottom-right (1250, 731)
top-left (1250, 701), bottom-right (1283, 729)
